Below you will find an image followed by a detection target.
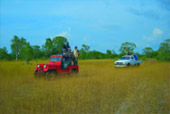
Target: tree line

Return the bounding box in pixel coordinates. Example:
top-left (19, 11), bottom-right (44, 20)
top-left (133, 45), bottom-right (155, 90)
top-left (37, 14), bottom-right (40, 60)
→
top-left (0, 35), bottom-right (170, 62)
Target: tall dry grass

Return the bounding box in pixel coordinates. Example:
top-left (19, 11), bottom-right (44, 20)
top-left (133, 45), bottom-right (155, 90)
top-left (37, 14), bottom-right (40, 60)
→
top-left (0, 60), bottom-right (169, 114)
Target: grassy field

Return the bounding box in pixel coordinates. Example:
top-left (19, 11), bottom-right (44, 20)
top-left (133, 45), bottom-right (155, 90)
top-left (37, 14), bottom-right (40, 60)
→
top-left (0, 59), bottom-right (169, 114)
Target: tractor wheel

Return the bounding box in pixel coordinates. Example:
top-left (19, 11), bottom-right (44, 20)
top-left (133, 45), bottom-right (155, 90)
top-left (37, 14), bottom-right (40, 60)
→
top-left (127, 63), bottom-right (130, 66)
top-left (45, 70), bottom-right (57, 79)
top-left (137, 63), bottom-right (140, 66)
top-left (71, 69), bottom-right (78, 75)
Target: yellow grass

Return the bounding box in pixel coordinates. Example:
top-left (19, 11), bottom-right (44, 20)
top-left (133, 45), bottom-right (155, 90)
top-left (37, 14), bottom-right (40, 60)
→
top-left (0, 60), bottom-right (170, 114)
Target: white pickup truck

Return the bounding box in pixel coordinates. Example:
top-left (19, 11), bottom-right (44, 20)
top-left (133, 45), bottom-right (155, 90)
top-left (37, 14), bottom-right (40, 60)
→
top-left (114, 55), bottom-right (142, 67)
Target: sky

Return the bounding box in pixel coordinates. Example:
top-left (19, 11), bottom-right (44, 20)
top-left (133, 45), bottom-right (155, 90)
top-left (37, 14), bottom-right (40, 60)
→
top-left (0, 0), bottom-right (170, 53)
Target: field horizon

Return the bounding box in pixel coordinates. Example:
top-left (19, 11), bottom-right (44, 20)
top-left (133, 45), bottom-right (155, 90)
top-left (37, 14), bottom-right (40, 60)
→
top-left (0, 59), bottom-right (169, 114)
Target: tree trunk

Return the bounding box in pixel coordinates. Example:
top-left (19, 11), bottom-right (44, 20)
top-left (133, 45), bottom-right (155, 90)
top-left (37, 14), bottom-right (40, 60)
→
top-left (16, 53), bottom-right (18, 61)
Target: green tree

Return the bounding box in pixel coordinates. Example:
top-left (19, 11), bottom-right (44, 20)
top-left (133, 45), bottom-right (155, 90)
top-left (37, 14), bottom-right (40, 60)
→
top-left (119, 42), bottom-right (136, 55)
top-left (106, 49), bottom-right (118, 58)
top-left (32, 45), bottom-right (41, 59)
top-left (106, 49), bottom-right (112, 55)
top-left (106, 49), bottom-right (112, 58)
top-left (111, 49), bottom-right (116, 55)
top-left (20, 43), bottom-right (33, 64)
top-left (111, 49), bottom-right (118, 58)
top-left (11, 36), bottom-right (26, 61)
top-left (42, 38), bottom-right (54, 57)
top-left (79, 44), bottom-right (90, 59)
top-left (42, 37), bottom-right (67, 57)
top-left (82, 44), bottom-right (90, 52)
top-left (0, 47), bottom-right (8, 60)
top-left (53, 36), bottom-right (67, 54)
top-left (143, 47), bottom-right (153, 58)
top-left (87, 50), bottom-right (105, 59)
top-left (157, 39), bottom-right (170, 61)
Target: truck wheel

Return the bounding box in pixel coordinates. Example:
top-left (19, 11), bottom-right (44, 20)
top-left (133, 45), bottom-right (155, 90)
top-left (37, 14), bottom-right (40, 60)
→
top-left (127, 63), bottom-right (130, 66)
top-left (45, 70), bottom-right (57, 79)
top-left (71, 69), bottom-right (78, 74)
top-left (137, 63), bottom-right (140, 66)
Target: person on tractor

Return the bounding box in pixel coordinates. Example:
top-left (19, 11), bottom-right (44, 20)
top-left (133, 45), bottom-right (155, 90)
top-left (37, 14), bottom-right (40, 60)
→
top-left (62, 40), bottom-right (70, 56)
top-left (133, 54), bottom-right (138, 60)
top-left (61, 41), bottom-right (73, 69)
top-left (62, 49), bottom-right (67, 56)
top-left (73, 46), bottom-right (79, 65)
top-left (67, 48), bottom-right (73, 57)
top-left (67, 48), bottom-right (73, 65)
top-left (62, 40), bottom-right (70, 53)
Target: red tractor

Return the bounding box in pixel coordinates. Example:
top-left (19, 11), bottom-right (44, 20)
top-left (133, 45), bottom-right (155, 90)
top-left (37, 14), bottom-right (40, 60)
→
top-left (34, 54), bottom-right (79, 76)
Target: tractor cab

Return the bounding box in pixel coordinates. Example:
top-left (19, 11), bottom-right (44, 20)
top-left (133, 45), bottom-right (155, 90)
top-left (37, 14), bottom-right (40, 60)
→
top-left (61, 55), bottom-right (72, 70)
top-left (49, 55), bottom-right (72, 70)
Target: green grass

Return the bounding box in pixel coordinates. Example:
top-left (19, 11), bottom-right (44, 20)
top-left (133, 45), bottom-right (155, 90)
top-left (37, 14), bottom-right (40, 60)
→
top-left (0, 60), bottom-right (169, 114)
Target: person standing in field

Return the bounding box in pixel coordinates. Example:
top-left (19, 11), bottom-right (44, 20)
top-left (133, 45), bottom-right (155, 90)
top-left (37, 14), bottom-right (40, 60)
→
top-left (67, 48), bottom-right (73, 65)
top-left (73, 46), bottom-right (79, 65)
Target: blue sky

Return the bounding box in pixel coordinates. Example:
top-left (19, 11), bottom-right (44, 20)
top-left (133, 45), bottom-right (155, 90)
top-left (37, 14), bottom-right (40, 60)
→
top-left (0, 0), bottom-right (170, 53)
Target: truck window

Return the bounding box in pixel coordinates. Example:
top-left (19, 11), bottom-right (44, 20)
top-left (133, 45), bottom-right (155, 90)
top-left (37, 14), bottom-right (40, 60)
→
top-left (120, 57), bottom-right (130, 60)
top-left (50, 57), bottom-right (61, 62)
top-left (131, 57), bottom-right (134, 59)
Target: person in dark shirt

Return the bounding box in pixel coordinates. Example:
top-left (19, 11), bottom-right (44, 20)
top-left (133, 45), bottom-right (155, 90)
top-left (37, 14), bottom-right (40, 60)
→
top-left (127, 52), bottom-right (131, 55)
top-left (62, 40), bottom-right (70, 54)
top-left (67, 48), bottom-right (73, 65)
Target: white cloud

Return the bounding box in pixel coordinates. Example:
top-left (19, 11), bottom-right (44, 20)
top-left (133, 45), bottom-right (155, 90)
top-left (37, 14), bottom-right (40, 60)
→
top-left (152, 28), bottom-right (163, 35)
top-left (57, 31), bottom-right (69, 37)
top-left (143, 28), bottom-right (163, 41)
top-left (55, 27), bottom-right (71, 38)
